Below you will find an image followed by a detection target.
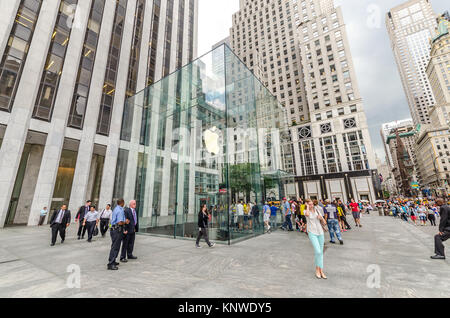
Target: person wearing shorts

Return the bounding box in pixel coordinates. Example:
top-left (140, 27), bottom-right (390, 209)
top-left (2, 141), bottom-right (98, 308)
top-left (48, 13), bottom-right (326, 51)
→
top-left (350, 199), bottom-right (362, 227)
top-left (417, 205), bottom-right (427, 226)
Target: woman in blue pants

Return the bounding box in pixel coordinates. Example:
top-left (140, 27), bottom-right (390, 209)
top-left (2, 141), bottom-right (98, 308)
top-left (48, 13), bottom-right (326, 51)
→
top-left (304, 199), bottom-right (327, 279)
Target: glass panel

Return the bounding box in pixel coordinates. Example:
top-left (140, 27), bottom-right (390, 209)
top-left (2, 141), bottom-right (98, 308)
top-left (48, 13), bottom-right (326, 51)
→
top-left (118, 44), bottom-right (291, 244)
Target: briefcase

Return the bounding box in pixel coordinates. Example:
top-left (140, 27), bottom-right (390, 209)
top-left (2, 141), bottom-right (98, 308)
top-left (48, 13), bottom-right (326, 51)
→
top-left (93, 226), bottom-right (99, 237)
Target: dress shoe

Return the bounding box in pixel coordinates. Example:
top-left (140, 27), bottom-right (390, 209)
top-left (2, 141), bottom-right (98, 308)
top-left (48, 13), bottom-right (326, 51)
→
top-left (50, 243), bottom-right (55, 246)
top-left (120, 258), bottom-right (128, 263)
top-left (430, 255), bottom-right (446, 260)
top-left (107, 265), bottom-right (119, 270)
top-left (330, 241), bottom-right (336, 244)
top-left (339, 240), bottom-right (344, 245)
top-left (78, 236), bottom-right (81, 240)
top-left (61, 240), bottom-right (64, 244)
top-left (113, 262), bottom-right (120, 266)
top-left (128, 256), bottom-right (138, 260)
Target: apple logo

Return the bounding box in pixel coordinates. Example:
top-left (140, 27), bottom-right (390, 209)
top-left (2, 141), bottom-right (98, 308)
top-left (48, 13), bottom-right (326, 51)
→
top-left (203, 127), bottom-right (221, 155)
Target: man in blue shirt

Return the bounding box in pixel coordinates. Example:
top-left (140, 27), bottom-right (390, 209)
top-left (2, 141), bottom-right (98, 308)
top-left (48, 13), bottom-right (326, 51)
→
top-left (107, 199), bottom-right (126, 270)
top-left (270, 203), bottom-right (278, 229)
top-left (281, 198), bottom-right (293, 231)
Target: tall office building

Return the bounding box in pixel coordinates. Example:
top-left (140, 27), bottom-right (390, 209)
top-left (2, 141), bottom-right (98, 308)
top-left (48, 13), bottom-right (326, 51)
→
top-left (0, 0), bottom-right (198, 227)
top-left (415, 12), bottom-right (450, 195)
top-left (230, 0), bottom-right (379, 201)
top-left (386, 0), bottom-right (437, 126)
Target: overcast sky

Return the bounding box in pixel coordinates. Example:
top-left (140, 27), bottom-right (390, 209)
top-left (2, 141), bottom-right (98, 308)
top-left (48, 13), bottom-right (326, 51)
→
top-left (198, 0), bottom-right (449, 162)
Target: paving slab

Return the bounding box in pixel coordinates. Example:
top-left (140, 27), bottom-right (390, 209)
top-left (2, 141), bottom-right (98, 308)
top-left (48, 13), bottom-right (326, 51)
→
top-left (0, 214), bottom-right (449, 298)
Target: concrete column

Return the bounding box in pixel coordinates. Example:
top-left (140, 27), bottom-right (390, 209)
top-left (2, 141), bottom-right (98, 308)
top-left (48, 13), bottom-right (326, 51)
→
top-left (0, 0), bottom-right (62, 228)
top-left (182, 0), bottom-right (190, 66)
top-left (0, 0), bottom-right (20, 57)
top-left (27, 0), bottom-right (93, 226)
top-left (98, 0), bottom-right (138, 209)
top-left (122, 0), bottom-right (154, 203)
top-left (192, 0), bottom-right (199, 59)
top-left (154, 0), bottom-right (167, 80)
top-left (68, 0), bottom-right (117, 212)
top-left (14, 145), bottom-right (44, 224)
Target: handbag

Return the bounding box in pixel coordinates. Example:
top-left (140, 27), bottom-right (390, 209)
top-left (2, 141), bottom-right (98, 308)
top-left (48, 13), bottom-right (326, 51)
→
top-left (315, 208), bottom-right (328, 232)
top-left (93, 225), bottom-right (99, 237)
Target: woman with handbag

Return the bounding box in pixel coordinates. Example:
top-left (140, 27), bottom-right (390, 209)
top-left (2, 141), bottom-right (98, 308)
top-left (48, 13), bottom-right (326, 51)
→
top-left (195, 204), bottom-right (215, 248)
top-left (304, 199), bottom-right (328, 279)
top-left (83, 206), bottom-right (99, 243)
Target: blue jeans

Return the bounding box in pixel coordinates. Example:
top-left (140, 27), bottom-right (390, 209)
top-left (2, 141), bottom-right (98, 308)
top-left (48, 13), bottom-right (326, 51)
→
top-left (309, 233), bottom-right (324, 269)
top-left (327, 219), bottom-right (342, 242)
top-left (282, 214), bottom-right (293, 230)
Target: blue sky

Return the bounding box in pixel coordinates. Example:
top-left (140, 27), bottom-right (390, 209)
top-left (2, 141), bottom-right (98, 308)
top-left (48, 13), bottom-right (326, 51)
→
top-left (198, 0), bottom-right (449, 162)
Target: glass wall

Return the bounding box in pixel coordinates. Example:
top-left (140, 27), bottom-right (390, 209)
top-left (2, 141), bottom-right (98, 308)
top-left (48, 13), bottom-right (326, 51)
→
top-left (118, 44), bottom-right (291, 244)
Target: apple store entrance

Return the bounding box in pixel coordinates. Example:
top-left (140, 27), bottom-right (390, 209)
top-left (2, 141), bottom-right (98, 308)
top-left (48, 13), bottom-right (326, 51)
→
top-left (118, 44), bottom-right (292, 244)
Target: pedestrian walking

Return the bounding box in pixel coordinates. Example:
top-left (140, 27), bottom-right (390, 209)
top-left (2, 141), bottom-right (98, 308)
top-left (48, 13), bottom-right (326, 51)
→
top-left (83, 206), bottom-right (99, 243)
top-left (349, 199), bottom-right (362, 227)
top-left (196, 204), bottom-right (215, 248)
top-left (304, 199), bottom-right (327, 279)
top-left (99, 204), bottom-right (113, 237)
top-left (120, 200), bottom-right (139, 262)
top-left (281, 198), bottom-right (293, 231)
top-left (431, 199), bottom-right (450, 260)
top-left (236, 201), bottom-right (244, 231)
top-left (38, 207), bottom-right (48, 226)
top-left (107, 199), bottom-right (126, 270)
top-left (428, 205), bottom-right (437, 226)
top-left (270, 203), bottom-right (278, 229)
top-left (323, 200), bottom-right (344, 245)
top-left (251, 202), bottom-right (260, 230)
top-left (75, 200), bottom-right (91, 240)
top-left (49, 204), bottom-right (71, 246)
top-left (263, 202), bottom-right (271, 234)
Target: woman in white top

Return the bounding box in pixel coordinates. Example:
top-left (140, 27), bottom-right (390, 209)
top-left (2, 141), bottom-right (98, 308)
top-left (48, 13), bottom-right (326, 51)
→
top-left (304, 199), bottom-right (327, 279)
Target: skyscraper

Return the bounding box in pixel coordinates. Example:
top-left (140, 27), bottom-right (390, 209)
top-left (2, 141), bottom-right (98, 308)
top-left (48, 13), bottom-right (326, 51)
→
top-left (386, 0), bottom-right (437, 126)
top-left (0, 0), bottom-right (198, 227)
top-left (230, 0), bottom-right (379, 201)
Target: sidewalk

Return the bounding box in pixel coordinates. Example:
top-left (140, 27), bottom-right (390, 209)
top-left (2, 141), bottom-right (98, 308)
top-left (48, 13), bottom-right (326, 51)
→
top-left (0, 213), bottom-right (449, 298)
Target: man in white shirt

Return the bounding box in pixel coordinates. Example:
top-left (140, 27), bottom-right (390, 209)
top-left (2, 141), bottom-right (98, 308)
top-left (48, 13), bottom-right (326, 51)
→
top-left (237, 201), bottom-right (244, 230)
top-left (99, 204), bottom-right (113, 237)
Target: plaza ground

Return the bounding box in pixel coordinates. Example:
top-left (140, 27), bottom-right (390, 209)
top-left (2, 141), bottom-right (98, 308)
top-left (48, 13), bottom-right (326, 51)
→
top-left (0, 213), bottom-right (449, 298)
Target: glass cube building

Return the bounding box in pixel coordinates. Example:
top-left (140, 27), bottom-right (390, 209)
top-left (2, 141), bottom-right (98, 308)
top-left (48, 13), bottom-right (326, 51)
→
top-left (117, 44), bottom-right (293, 244)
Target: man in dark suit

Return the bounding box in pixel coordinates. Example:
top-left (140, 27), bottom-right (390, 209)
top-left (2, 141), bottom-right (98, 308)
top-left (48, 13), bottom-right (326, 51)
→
top-left (431, 198), bottom-right (450, 260)
top-left (49, 204), bottom-right (71, 246)
top-left (75, 200), bottom-right (91, 240)
top-left (120, 200), bottom-right (139, 262)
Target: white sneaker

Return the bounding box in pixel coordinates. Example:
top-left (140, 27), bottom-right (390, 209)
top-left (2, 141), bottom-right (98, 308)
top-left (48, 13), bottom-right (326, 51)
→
top-left (209, 243), bottom-right (215, 248)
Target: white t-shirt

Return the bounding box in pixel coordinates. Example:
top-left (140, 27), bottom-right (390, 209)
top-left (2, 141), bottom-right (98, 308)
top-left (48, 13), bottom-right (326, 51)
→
top-left (237, 204), bottom-right (244, 216)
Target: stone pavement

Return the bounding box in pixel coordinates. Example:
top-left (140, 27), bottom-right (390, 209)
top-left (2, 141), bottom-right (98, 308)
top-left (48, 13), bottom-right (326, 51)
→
top-left (0, 213), bottom-right (449, 298)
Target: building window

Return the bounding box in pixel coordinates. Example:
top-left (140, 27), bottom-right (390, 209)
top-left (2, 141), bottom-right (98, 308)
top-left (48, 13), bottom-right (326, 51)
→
top-left (33, 0), bottom-right (79, 121)
top-left (0, 0), bottom-right (43, 112)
